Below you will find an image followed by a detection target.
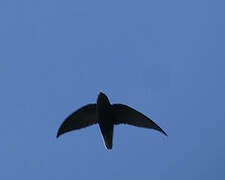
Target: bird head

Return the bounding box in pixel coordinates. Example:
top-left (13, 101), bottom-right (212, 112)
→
top-left (97, 92), bottom-right (110, 105)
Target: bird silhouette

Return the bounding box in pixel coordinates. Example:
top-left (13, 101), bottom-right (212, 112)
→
top-left (56, 92), bottom-right (167, 149)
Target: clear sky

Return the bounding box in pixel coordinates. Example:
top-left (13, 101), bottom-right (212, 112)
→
top-left (0, 0), bottom-right (225, 179)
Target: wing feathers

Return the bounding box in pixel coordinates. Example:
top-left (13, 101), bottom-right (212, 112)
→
top-left (113, 104), bottom-right (167, 136)
top-left (57, 104), bottom-right (97, 138)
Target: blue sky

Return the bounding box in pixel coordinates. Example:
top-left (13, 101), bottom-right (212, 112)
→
top-left (0, 0), bottom-right (225, 179)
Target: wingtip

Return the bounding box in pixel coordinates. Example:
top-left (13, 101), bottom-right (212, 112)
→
top-left (56, 130), bottom-right (62, 138)
top-left (162, 130), bottom-right (168, 136)
top-left (56, 133), bottom-right (59, 138)
top-left (156, 124), bottom-right (168, 136)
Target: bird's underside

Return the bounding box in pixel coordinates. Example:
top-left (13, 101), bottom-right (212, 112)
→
top-left (57, 93), bottom-right (167, 150)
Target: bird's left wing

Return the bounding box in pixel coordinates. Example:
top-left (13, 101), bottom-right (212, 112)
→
top-left (57, 104), bottom-right (97, 138)
top-left (112, 104), bottom-right (167, 136)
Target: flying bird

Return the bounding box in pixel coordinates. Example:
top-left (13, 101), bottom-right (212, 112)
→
top-left (57, 92), bottom-right (167, 150)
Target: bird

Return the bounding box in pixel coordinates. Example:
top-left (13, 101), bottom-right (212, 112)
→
top-left (56, 92), bottom-right (167, 150)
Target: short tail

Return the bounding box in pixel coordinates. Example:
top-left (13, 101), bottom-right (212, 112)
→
top-left (102, 129), bottom-right (113, 150)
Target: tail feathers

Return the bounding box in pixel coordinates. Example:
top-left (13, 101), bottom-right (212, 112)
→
top-left (102, 130), bottom-right (113, 150)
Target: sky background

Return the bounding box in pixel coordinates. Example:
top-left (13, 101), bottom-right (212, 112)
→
top-left (0, 0), bottom-right (225, 179)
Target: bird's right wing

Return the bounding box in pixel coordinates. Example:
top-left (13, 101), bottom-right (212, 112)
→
top-left (57, 104), bottom-right (97, 138)
top-left (112, 104), bottom-right (167, 136)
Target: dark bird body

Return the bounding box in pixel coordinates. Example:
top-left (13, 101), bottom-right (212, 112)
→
top-left (57, 92), bottom-right (167, 150)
